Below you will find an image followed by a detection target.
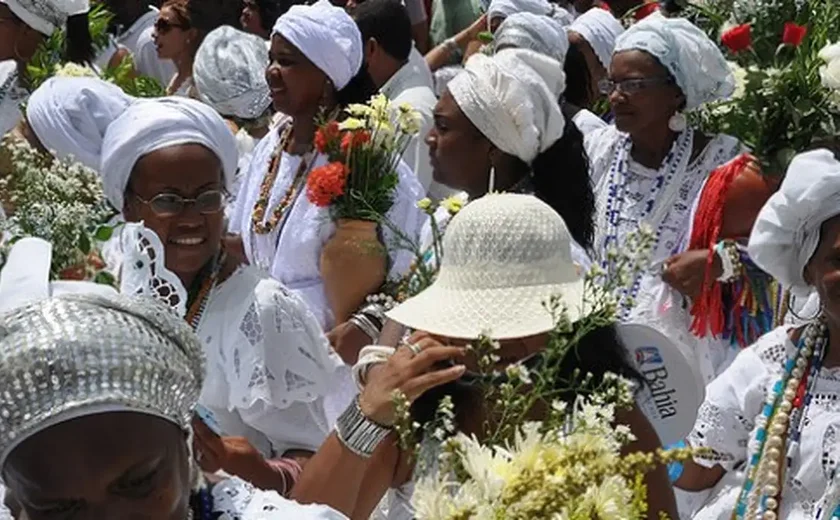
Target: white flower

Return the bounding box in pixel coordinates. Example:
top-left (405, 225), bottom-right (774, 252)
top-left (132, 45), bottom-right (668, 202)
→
top-left (505, 364), bottom-right (532, 385)
top-left (727, 61), bottom-right (748, 99)
top-left (819, 42), bottom-right (840, 90)
top-left (54, 62), bottom-right (96, 78)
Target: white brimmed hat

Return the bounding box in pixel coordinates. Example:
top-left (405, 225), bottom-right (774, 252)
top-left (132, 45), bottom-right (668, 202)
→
top-left (387, 193), bottom-right (585, 340)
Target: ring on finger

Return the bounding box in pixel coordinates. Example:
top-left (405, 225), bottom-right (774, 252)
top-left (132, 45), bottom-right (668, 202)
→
top-left (404, 342), bottom-right (423, 357)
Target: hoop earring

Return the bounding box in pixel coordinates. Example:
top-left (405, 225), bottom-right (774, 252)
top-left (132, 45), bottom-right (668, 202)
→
top-left (668, 111), bottom-right (687, 132)
top-left (787, 291), bottom-right (823, 322)
top-left (488, 166), bottom-right (496, 193)
top-left (13, 35), bottom-right (25, 63)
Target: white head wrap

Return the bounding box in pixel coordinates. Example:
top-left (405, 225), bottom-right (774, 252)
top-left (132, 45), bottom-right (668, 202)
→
top-left (271, 0), bottom-right (363, 90)
top-left (487, 0), bottom-right (573, 27)
top-left (614, 12), bottom-right (734, 109)
top-left (494, 12), bottom-right (569, 65)
top-left (100, 97), bottom-right (238, 211)
top-left (749, 149), bottom-right (840, 292)
top-left (569, 8), bottom-right (623, 70)
top-left (448, 49), bottom-right (565, 165)
top-left (0, 0), bottom-right (86, 35)
top-left (194, 25), bottom-right (271, 121)
top-left (26, 77), bottom-right (133, 171)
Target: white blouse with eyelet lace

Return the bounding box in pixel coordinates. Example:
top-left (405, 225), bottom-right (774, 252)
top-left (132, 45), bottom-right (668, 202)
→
top-left (684, 326), bottom-right (840, 519)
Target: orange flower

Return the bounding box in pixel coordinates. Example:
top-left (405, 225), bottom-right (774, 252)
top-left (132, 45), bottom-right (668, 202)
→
top-left (314, 121), bottom-right (340, 153)
top-left (340, 130), bottom-right (371, 154)
top-left (307, 162), bottom-right (349, 207)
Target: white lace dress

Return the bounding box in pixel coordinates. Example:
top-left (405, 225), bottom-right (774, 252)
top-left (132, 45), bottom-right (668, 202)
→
top-left (684, 326), bottom-right (840, 519)
top-left (229, 124), bottom-right (426, 330)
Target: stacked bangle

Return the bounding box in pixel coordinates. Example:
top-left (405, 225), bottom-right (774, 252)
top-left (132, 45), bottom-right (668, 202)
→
top-left (335, 396), bottom-right (392, 458)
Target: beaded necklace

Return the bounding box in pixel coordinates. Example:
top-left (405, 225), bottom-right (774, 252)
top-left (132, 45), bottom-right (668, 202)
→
top-left (185, 250), bottom-right (226, 330)
top-left (186, 487), bottom-right (214, 519)
top-left (597, 128), bottom-right (693, 313)
top-left (251, 125), bottom-right (315, 235)
top-left (733, 319), bottom-right (828, 520)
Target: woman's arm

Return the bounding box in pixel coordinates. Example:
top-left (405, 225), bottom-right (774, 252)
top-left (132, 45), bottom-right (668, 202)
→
top-left (674, 458), bottom-right (726, 491)
top-left (425, 14), bottom-right (487, 71)
top-left (617, 407), bottom-right (679, 520)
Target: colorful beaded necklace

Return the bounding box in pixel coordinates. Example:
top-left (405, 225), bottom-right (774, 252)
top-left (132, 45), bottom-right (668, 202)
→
top-left (733, 318), bottom-right (828, 520)
top-left (251, 125), bottom-right (315, 235)
top-left (185, 250), bottom-right (226, 330)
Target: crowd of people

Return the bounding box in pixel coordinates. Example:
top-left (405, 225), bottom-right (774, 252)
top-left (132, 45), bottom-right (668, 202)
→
top-left (0, 0), bottom-right (838, 518)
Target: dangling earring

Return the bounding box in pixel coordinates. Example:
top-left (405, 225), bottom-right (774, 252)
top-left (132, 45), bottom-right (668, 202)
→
top-left (787, 291), bottom-right (823, 322)
top-left (668, 111), bottom-right (687, 132)
top-left (488, 166), bottom-right (496, 193)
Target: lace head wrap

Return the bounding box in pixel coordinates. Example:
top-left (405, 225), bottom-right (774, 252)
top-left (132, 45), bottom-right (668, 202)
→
top-left (494, 12), bottom-right (569, 64)
top-left (569, 8), bottom-right (624, 70)
top-left (100, 97), bottom-right (238, 211)
top-left (194, 25), bottom-right (271, 121)
top-left (614, 12), bottom-right (734, 109)
top-left (448, 49), bottom-right (565, 165)
top-left (487, 0), bottom-right (573, 27)
top-left (0, 291), bottom-right (204, 468)
top-left (0, 0), bottom-right (86, 35)
top-left (749, 149), bottom-right (840, 292)
top-left (26, 76), bottom-right (134, 171)
top-left (271, 0), bottom-right (362, 90)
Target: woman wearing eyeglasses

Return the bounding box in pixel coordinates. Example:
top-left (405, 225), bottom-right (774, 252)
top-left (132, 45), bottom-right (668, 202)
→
top-left (152, 0), bottom-right (227, 95)
top-left (55, 89), bottom-right (343, 497)
top-left (585, 13), bottom-right (742, 320)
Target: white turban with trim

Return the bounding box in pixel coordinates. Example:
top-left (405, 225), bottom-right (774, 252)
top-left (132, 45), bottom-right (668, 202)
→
top-left (100, 97), bottom-right (238, 211)
top-left (26, 76), bottom-right (133, 171)
top-left (569, 8), bottom-right (623, 70)
top-left (487, 0), bottom-right (573, 27)
top-left (494, 12), bottom-right (569, 65)
top-left (448, 49), bottom-right (565, 165)
top-left (614, 12), bottom-right (733, 109)
top-left (194, 25), bottom-right (271, 121)
top-left (749, 149), bottom-right (840, 292)
top-left (0, 0), bottom-right (87, 35)
top-left (271, 0), bottom-right (363, 90)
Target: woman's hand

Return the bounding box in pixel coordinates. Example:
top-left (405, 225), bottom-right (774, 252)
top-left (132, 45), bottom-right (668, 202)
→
top-left (359, 332), bottom-right (466, 426)
top-left (327, 321), bottom-right (372, 365)
top-left (192, 418), bottom-right (267, 478)
top-left (661, 249), bottom-right (721, 299)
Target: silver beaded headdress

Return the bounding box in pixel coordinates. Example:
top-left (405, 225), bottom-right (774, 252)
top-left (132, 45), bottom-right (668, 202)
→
top-left (0, 292), bottom-right (205, 468)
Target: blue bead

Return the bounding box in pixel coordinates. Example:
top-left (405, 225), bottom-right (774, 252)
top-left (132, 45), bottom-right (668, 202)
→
top-left (757, 429), bottom-right (766, 441)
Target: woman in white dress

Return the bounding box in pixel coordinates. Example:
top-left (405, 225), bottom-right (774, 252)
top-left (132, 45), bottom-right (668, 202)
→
top-left (0, 292), bottom-right (347, 519)
top-left (675, 148), bottom-right (840, 519)
top-left (83, 91), bottom-right (341, 496)
top-left (228, 0), bottom-right (424, 331)
top-left (586, 13), bottom-right (742, 318)
top-left (192, 25), bottom-right (272, 207)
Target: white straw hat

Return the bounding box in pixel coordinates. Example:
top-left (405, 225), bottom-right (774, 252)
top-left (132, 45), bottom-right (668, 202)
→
top-left (387, 193), bottom-right (585, 339)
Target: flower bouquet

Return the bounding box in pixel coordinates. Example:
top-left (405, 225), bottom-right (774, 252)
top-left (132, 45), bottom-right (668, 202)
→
top-left (0, 137), bottom-right (115, 284)
top-left (306, 94), bottom-right (422, 323)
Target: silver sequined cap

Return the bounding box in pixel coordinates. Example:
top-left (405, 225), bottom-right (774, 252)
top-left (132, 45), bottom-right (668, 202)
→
top-left (0, 293), bottom-right (205, 468)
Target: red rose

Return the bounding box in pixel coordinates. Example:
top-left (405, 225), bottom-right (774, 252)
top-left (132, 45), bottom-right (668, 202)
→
top-left (633, 1), bottom-right (659, 20)
top-left (314, 121), bottom-right (340, 153)
top-left (340, 130), bottom-right (371, 154)
top-left (782, 22), bottom-right (807, 47)
top-left (721, 24), bottom-right (752, 53)
top-left (306, 162), bottom-right (349, 207)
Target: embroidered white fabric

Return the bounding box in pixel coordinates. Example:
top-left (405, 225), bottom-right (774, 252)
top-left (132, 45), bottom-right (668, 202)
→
top-left (229, 124), bottom-right (426, 330)
top-left (197, 266), bottom-right (343, 455)
top-left (686, 326), bottom-right (840, 519)
top-left (213, 477), bottom-right (350, 518)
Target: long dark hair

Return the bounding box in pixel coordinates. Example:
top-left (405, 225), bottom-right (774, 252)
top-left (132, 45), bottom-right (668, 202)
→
top-left (411, 324), bottom-right (644, 429)
top-left (335, 66), bottom-right (377, 107)
top-left (563, 42), bottom-right (593, 109)
top-left (64, 12), bottom-right (95, 65)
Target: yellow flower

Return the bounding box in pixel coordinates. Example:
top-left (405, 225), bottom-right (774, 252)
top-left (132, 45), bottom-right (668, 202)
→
top-left (346, 103), bottom-right (374, 118)
top-left (440, 196), bottom-right (464, 215)
top-left (396, 107), bottom-right (423, 136)
top-left (54, 63), bottom-right (96, 78)
top-left (338, 117), bottom-right (367, 131)
top-left (416, 197), bottom-right (432, 211)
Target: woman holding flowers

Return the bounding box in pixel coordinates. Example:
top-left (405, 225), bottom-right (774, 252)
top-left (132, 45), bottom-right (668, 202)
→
top-left (290, 194), bottom-right (677, 520)
top-left (228, 0), bottom-right (424, 332)
top-left (586, 13), bottom-right (743, 318)
top-left (676, 148), bottom-right (840, 519)
top-left (72, 87), bottom-right (342, 496)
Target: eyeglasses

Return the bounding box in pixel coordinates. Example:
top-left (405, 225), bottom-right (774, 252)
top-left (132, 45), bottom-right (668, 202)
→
top-left (598, 77), bottom-right (674, 95)
top-left (153, 17), bottom-right (188, 33)
top-left (133, 190), bottom-right (225, 217)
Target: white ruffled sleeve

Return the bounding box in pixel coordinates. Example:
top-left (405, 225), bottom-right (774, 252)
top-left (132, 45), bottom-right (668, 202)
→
top-left (687, 328), bottom-right (784, 471)
top-left (212, 477), bottom-right (348, 519)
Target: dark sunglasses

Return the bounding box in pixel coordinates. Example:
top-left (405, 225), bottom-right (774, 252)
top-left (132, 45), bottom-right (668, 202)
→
top-left (598, 77), bottom-right (674, 96)
top-left (133, 190), bottom-right (225, 217)
top-left (154, 17), bottom-right (188, 33)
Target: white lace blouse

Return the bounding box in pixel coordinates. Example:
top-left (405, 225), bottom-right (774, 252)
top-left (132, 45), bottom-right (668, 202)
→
top-left (197, 266), bottom-right (344, 456)
top-left (229, 124), bottom-right (426, 330)
top-left (685, 326), bottom-right (840, 519)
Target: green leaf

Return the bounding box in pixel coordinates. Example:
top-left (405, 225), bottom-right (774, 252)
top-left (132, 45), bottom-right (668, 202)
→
top-left (94, 271), bottom-right (116, 286)
top-left (94, 225), bottom-right (114, 241)
top-left (78, 233), bottom-right (91, 255)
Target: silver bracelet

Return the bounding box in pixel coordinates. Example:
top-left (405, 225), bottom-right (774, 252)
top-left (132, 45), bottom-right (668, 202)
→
top-left (350, 313), bottom-right (380, 342)
top-left (335, 397), bottom-right (392, 458)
